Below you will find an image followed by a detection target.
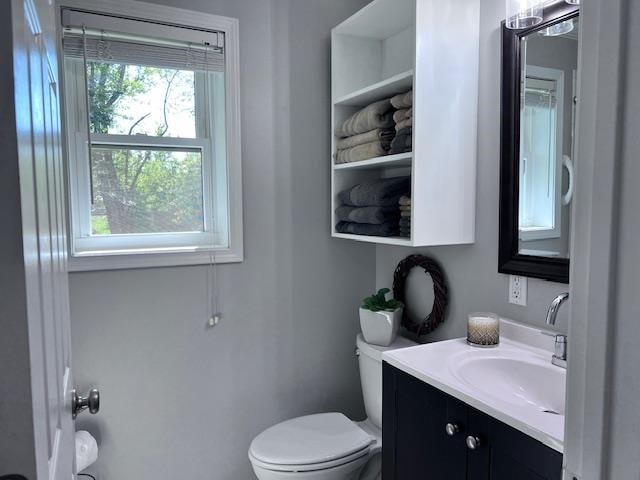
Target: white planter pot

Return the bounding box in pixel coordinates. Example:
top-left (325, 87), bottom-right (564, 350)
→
top-left (359, 307), bottom-right (403, 346)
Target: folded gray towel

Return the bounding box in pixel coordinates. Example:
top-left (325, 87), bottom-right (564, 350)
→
top-left (335, 205), bottom-right (399, 225)
top-left (399, 205), bottom-right (411, 212)
top-left (393, 109), bottom-right (411, 123)
top-left (401, 210), bottom-right (411, 217)
top-left (336, 221), bottom-right (399, 237)
top-left (391, 90), bottom-right (413, 109)
top-left (390, 127), bottom-right (412, 155)
top-left (399, 217), bottom-right (411, 227)
top-left (338, 176), bottom-right (411, 207)
top-left (336, 128), bottom-right (395, 151)
top-left (335, 99), bottom-right (395, 137)
top-left (399, 195), bottom-right (411, 206)
top-left (335, 141), bottom-right (390, 164)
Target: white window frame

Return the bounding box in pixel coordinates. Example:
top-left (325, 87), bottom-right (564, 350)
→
top-left (57, 0), bottom-right (243, 271)
top-left (518, 65), bottom-right (564, 242)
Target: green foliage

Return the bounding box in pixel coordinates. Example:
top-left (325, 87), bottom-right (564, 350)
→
top-left (87, 63), bottom-right (146, 134)
top-left (91, 215), bottom-right (111, 235)
top-left (362, 288), bottom-right (403, 312)
top-left (86, 61), bottom-right (204, 235)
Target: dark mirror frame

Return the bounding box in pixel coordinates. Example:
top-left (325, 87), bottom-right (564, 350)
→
top-left (499, 2), bottom-right (579, 284)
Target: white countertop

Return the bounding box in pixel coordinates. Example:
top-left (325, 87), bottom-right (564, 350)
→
top-left (382, 320), bottom-right (565, 453)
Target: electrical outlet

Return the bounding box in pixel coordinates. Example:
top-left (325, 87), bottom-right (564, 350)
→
top-left (509, 275), bottom-right (528, 306)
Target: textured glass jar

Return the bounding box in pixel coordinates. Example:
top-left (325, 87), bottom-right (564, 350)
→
top-left (467, 312), bottom-right (500, 347)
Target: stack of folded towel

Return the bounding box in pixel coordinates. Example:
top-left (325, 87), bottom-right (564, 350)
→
top-left (336, 176), bottom-right (411, 237)
top-left (389, 90), bottom-right (413, 155)
top-left (334, 98), bottom-right (396, 164)
top-left (398, 196), bottom-right (411, 238)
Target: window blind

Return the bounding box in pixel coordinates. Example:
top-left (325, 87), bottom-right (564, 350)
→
top-left (62, 9), bottom-right (224, 73)
top-left (524, 89), bottom-right (557, 108)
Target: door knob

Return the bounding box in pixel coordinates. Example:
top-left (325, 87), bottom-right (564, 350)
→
top-left (445, 423), bottom-right (460, 436)
top-left (466, 435), bottom-right (482, 450)
top-left (72, 388), bottom-right (100, 418)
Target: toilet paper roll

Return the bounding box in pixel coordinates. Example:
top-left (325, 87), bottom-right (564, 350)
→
top-left (75, 430), bottom-right (98, 473)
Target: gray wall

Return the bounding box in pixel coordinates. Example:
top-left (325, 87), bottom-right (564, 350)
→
top-left (70, 1), bottom-right (372, 479)
top-left (375, 0), bottom-right (570, 342)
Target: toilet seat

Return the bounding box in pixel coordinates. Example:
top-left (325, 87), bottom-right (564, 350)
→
top-left (249, 445), bottom-right (370, 473)
top-left (249, 413), bottom-right (375, 473)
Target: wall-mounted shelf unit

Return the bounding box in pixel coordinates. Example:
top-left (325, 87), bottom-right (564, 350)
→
top-left (334, 70), bottom-right (414, 107)
top-left (331, 0), bottom-right (480, 246)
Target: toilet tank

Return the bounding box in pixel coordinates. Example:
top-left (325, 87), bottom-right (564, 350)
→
top-left (356, 333), bottom-right (417, 429)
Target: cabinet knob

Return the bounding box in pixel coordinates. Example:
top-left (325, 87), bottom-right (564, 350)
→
top-left (466, 435), bottom-right (482, 450)
top-left (445, 423), bottom-right (460, 436)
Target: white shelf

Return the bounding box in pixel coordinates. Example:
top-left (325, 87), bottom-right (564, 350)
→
top-left (334, 70), bottom-right (414, 107)
top-left (331, 0), bottom-right (479, 248)
top-left (332, 233), bottom-right (413, 246)
top-left (333, 152), bottom-right (412, 171)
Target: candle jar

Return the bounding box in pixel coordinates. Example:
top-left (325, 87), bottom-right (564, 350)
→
top-left (467, 312), bottom-right (500, 347)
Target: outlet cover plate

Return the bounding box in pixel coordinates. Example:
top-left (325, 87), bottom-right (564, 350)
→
top-left (509, 275), bottom-right (528, 306)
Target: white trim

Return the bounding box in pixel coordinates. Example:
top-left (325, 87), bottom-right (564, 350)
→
top-left (57, 0), bottom-right (238, 35)
top-left (563, 1), bottom-right (626, 478)
top-left (519, 65), bottom-right (564, 242)
top-left (90, 134), bottom-right (206, 149)
top-left (69, 248), bottom-right (243, 271)
top-left (57, 0), bottom-right (243, 271)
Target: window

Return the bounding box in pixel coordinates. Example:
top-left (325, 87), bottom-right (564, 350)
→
top-left (518, 66), bottom-right (564, 241)
top-left (61, 4), bottom-right (242, 270)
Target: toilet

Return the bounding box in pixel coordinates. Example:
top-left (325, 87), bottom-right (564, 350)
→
top-left (248, 334), bottom-right (416, 480)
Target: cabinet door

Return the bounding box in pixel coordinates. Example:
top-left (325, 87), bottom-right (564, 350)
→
top-left (466, 408), bottom-right (563, 480)
top-left (383, 363), bottom-right (468, 479)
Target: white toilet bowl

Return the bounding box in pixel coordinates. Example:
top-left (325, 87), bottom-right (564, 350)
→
top-left (248, 335), bottom-right (416, 480)
top-left (249, 413), bottom-right (381, 480)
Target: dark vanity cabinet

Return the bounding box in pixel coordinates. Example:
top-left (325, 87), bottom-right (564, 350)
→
top-left (382, 363), bottom-right (563, 480)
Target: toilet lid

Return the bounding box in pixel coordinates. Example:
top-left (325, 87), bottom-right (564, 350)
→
top-left (249, 413), bottom-right (374, 467)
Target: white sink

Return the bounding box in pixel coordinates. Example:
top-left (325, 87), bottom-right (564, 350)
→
top-left (450, 354), bottom-right (566, 415)
top-left (382, 324), bottom-right (567, 453)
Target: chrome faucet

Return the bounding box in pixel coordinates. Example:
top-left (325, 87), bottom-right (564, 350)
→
top-left (544, 293), bottom-right (569, 368)
top-left (546, 292), bottom-right (569, 326)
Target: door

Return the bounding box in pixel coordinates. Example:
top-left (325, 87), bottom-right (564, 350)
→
top-left (466, 408), bottom-right (563, 480)
top-left (383, 363), bottom-right (468, 479)
top-left (0, 0), bottom-right (75, 478)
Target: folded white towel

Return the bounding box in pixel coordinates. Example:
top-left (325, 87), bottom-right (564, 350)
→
top-left (391, 90), bottom-right (413, 109)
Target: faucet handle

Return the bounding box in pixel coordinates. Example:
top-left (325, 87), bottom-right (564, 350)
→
top-left (541, 331), bottom-right (568, 368)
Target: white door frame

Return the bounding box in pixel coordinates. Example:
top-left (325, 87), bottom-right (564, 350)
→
top-left (563, 0), bottom-right (627, 478)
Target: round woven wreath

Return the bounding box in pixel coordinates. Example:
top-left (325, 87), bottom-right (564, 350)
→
top-left (392, 254), bottom-right (449, 336)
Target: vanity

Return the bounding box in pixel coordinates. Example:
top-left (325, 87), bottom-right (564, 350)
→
top-left (381, 320), bottom-right (565, 479)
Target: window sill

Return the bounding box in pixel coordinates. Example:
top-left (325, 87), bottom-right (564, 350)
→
top-left (68, 247), bottom-right (243, 272)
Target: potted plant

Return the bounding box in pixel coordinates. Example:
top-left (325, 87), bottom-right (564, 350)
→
top-left (359, 288), bottom-right (404, 346)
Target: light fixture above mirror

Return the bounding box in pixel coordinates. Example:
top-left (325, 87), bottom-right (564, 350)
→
top-left (541, 19), bottom-right (574, 36)
top-left (505, 0), bottom-right (545, 29)
top-left (506, 0), bottom-right (580, 31)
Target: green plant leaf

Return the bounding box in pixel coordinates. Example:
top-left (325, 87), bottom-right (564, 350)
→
top-left (362, 287), bottom-right (404, 312)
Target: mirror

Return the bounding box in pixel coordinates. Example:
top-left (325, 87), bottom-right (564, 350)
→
top-left (500, 3), bottom-right (579, 283)
top-left (519, 17), bottom-right (579, 259)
